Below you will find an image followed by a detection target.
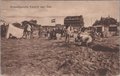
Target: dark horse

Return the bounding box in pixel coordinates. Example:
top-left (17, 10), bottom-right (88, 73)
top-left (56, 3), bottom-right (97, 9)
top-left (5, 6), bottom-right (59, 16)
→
top-left (22, 21), bottom-right (33, 39)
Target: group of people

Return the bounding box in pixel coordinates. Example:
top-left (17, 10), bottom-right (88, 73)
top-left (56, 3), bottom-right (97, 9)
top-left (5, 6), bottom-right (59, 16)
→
top-left (41, 25), bottom-right (95, 46)
top-left (15, 21), bottom-right (95, 46)
top-left (43, 27), bottom-right (65, 40)
top-left (1, 21), bottom-right (98, 46)
top-left (21, 21), bottom-right (65, 40)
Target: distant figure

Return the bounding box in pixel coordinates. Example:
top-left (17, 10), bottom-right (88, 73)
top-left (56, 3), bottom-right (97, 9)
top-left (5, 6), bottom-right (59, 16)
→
top-left (38, 25), bottom-right (42, 38)
top-left (61, 28), bottom-right (65, 37)
top-left (56, 33), bottom-right (61, 40)
top-left (56, 28), bottom-right (62, 40)
top-left (50, 28), bottom-right (56, 40)
top-left (1, 23), bottom-right (7, 37)
top-left (27, 24), bottom-right (32, 39)
top-left (65, 25), bottom-right (74, 43)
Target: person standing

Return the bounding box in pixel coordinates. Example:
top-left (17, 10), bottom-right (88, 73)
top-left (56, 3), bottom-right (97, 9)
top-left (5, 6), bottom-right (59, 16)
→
top-left (26, 23), bottom-right (32, 39)
top-left (38, 25), bottom-right (42, 38)
top-left (1, 23), bottom-right (7, 38)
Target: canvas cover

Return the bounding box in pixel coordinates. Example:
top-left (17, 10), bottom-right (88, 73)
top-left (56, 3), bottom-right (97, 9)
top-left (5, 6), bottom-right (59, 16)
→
top-left (6, 24), bottom-right (24, 39)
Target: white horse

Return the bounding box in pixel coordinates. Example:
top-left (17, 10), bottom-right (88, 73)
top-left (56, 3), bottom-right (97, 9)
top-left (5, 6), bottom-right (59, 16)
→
top-left (75, 31), bottom-right (93, 46)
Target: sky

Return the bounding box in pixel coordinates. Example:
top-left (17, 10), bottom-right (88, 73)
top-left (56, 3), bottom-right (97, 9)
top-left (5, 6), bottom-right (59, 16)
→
top-left (1, 0), bottom-right (120, 26)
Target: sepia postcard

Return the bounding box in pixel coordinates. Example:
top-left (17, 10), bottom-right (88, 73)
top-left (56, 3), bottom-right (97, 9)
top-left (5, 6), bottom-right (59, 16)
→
top-left (0, 0), bottom-right (120, 76)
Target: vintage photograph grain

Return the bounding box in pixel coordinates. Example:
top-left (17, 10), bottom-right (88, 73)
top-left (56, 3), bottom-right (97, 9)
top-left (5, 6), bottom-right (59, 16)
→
top-left (0, 0), bottom-right (120, 76)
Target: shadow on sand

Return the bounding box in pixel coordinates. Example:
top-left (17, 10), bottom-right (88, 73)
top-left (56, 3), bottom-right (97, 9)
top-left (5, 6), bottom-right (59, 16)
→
top-left (90, 44), bottom-right (119, 52)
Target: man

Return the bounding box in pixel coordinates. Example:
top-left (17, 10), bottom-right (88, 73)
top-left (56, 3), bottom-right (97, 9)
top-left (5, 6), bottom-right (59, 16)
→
top-left (38, 25), bottom-right (42, 38)
top-left (1, 23), bottom-right (7, 37)
top-left (65, 25), bottom-right (74, 43)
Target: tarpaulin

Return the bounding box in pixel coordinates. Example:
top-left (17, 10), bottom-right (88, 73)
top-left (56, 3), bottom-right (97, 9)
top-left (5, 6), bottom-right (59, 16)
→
top-left (6, 24), bottom-right (24, 39)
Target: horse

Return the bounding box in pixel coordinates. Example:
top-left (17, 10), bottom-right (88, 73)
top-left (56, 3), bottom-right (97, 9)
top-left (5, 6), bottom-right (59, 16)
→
top-left (22, 21), bottom-right (33, 39)
top-left (75, 30), bottom-right (93, 47)
top-left (75, 28), bottom-right (95, 47)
